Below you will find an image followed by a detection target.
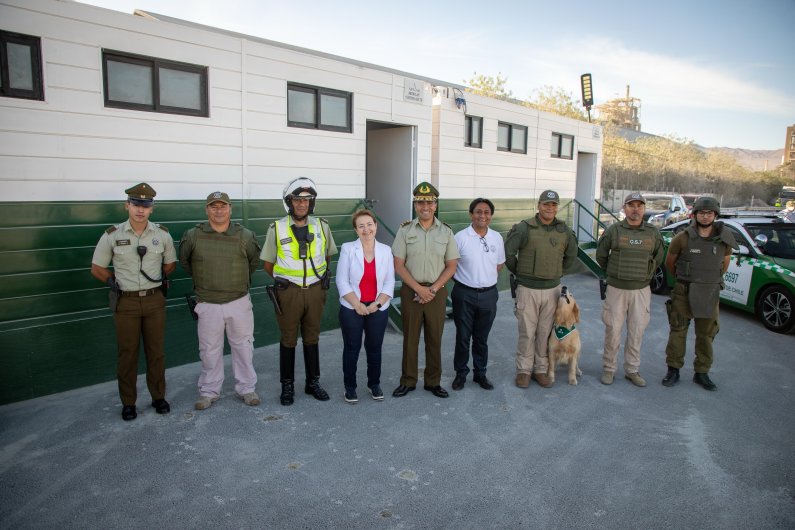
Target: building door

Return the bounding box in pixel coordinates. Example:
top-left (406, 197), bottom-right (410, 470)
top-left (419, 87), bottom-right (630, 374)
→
top-left (575, 151), bottom-right (598, 242)
top-left (365, 121), bottom-right (416, 245)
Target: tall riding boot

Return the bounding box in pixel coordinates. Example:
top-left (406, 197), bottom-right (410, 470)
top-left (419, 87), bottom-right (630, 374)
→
top-left (279, 343), bottom-right (295, 406)
top-left (303, 343), bottom-right (330, 401)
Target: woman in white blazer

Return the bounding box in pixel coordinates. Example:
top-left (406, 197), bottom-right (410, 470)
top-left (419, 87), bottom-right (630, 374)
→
top-left (336, 209), bottom-right (395, 403)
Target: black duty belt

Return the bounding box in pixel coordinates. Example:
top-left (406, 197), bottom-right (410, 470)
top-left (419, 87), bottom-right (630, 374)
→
top-left (121, 288), bottom-right (160, 297)
top-left (454, 280), bottom-right (496, 293)
top-left (288, 281), bottom-right (321, 290)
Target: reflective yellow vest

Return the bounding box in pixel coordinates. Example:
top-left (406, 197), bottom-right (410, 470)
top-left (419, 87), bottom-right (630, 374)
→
top-left (273, 216), bottom-right (328, 286)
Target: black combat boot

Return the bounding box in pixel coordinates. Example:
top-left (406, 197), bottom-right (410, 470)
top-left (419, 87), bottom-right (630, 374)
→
top-left (662, 366), bottom-right (680, 387)
top-left (303, 343), bottom-right (330, 401)
top-left (693, 372), bottom-right (717, 391)
top-left (279, 343), bottom-right (296, 406)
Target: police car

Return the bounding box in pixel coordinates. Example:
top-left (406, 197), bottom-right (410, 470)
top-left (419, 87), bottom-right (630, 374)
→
top-left (650, 213), bottom-right (795, 334)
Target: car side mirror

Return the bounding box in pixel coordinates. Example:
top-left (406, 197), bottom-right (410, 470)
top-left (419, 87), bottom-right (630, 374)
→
top-left (673, 206), bottom-right (681, 212)
top-left (733, 244), bottom-right (751, 256)
top-left (754, 234), bottom-right (768, 247)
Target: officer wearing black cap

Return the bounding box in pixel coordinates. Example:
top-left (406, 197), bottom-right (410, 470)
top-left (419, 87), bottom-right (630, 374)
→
top-left (504, 189), bottom-right (577, 390)
top-left (91, 182), bottom-right (176, 421)
top-left (262, 177), bottom-right (337, 406)
top-left (392, 181), bottom-right (459, 399)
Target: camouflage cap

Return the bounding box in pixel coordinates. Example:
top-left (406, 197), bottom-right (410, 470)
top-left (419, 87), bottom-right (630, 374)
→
top-left (413, 181), bottom-right (439, 202)
top-left (538, 190), bottom-right (560, 204)
top-left (125, 182), bottom-right (156, 206)
top-left (206, 191), bottom-right (231, 206)
top-left (624, 192), bottom-right (646, 205)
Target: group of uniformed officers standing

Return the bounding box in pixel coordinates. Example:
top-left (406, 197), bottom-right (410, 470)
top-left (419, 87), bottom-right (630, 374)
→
top-left (93, 180), bottom-right (733, 421)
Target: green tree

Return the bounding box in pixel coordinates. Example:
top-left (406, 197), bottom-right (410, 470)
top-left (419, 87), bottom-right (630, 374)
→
top-left (464, 72), bottom-right (513, 100)
top-left (527, 85), bottom-right (588, 121)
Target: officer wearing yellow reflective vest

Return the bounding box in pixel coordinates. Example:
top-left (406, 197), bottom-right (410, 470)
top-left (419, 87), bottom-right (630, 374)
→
top-left (262, 178), bottom-right (337, 406)
top-left (662, 196), bottom-right (737, 391)
top-left (596, 192), bottom-right (664, 387)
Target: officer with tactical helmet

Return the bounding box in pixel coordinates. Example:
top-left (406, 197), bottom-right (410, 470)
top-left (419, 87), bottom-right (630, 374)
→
top-left (662, 196), bottom-right (737, 391)
top-left (596, 192), bottom-right (664, 387)
top-left (91, 182), bottom-right (176, 421)
top-left (262, 178), bottom-right (337, 406)
top-left (504, 190), bottom-right (578, 390)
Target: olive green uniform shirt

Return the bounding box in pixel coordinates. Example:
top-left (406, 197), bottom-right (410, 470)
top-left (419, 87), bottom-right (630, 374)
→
top-left (92, 220), bottom-right (176, 291)
top-left (392, 217), bottom-right (459, 283)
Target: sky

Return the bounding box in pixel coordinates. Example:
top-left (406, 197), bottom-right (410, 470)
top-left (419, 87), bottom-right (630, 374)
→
top-left (78, 0), bottom-right (794, 150)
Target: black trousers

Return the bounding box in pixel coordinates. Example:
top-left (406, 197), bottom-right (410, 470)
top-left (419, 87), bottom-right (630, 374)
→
top-left (451, 283), bottom-right (498, 377)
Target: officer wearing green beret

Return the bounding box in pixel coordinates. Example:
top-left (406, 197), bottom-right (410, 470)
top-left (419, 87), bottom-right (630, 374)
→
top-left (662, 196), bottom-right (737, 391)
top-left (91, 182), bottom-right (176, 421)
top-left (505, 190), bottom-right (578, 389)
top-left (392, 182), bottom-right (459, 398)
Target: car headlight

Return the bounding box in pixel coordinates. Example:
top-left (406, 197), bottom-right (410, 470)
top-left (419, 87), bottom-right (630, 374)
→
top-left (649, 214), bottom-right (664, 226)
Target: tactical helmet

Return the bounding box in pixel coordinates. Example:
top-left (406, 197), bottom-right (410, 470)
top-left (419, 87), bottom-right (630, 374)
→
top-left (282, 177), bottom-right (318, 215)
top-left (692, 196), bottom-right (720, 215)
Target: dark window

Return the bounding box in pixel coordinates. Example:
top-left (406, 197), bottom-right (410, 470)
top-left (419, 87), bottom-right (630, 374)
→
top-left (102, 50), bottom-right (208, 117)
top-left (551, 132), bottom-right (574, 159)
top-left (287, 83), bottom-right (352, 133)
top-left (464, 115), bottom-right (482, 148)
top-left (0, 30), bottom-right (44, 100)
top-left (497, 122), bottom-right (527, 154)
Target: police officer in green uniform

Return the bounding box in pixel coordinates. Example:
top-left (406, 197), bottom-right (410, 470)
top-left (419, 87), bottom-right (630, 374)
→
top-left (262, 178), bottom-right (337, 406)
top-left (662, 196), bottom-right (737, 391)
top-left (91, 183), bottom-right (176, 421)
top-left (392, 182), bottom-right (459, 398)
top-left (596, 192), bottom-right (664, 387)
top-left (504, 190), bottom-right (578, 389)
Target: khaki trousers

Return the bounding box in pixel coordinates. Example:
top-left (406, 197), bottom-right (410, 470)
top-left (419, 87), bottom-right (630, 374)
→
top-left (515, 285), bottom-right (561, 375)
top-left (601, 285), bottom-right (651, 374)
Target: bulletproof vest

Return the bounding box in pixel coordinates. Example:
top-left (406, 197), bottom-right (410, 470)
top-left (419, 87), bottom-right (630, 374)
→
top-left (606, 223), bottom-right (657, 282)
top-left (675, 224), bottom-right (728, 284)
top-left (190, 224), bottom-right (250, 292)
top-left (516, 218), bottom-right (569, 280)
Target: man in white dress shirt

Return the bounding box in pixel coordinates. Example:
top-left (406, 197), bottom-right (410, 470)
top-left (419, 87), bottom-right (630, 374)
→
top-left (451, 198), bottom-right (506, 390)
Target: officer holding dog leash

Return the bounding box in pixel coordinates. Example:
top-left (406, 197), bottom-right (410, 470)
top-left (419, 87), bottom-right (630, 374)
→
top-left (262, 178), bottom-right (337, 406)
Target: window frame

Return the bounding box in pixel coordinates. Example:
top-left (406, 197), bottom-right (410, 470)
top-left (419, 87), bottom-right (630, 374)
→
top-left (551, 132), bottom-right (575, 160)
top-left (497, 121), bottom-right (527, 154)
top-left (287, 82), bottom-right (353, 133)
top-left (0, 30), bottom-right (44, 101)
top-left (464, 115), bottom-right (483, 148)
top-left (102, 49), bottom-right (209, 117)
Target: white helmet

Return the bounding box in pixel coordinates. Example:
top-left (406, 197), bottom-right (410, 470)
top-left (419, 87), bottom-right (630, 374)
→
top-left (282, 177), bottom-right (318, 215)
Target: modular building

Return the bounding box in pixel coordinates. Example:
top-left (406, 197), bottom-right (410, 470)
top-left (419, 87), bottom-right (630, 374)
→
top-left (0, 0), bottom-right (602, 403)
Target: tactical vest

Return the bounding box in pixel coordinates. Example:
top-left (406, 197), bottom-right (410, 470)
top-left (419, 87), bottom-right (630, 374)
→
top-left (606, 223), bottom-right (657, 282)
top-left (675, 224), bottom-right (729, 284)
top-left (190, 224), bottom-right (251, 293)
top-left (516, 218), bottom-right (569, 280)
top-left (273, 216), bottom-right (328, 285)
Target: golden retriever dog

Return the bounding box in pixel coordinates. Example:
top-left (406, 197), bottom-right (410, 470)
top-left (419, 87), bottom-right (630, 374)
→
top-left (548, 286), bottom-right (582, 385)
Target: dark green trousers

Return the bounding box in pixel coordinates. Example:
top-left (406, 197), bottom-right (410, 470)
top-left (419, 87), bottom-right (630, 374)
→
top-left (664, 282), bottom-right (719, 373)
top-left (399, 284), bottom-right (447, 387)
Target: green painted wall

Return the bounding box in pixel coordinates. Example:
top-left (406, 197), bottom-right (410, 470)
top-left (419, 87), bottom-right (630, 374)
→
top-left (0, 196), bottom-right (571, 404)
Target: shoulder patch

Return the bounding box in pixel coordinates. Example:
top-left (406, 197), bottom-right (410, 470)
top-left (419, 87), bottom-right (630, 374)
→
top-left (105, 225), bottom-right (117, 234)
top-left (441, 221), bottom-right (453, 230)
top-left (156, 223), bottom-right (169, 232)
top-left (400, 220), bottom-right (412, 227)
top-left (269, 221), bottom-right (276, 229)
top-left (318, 217), bottom-right (330, 225)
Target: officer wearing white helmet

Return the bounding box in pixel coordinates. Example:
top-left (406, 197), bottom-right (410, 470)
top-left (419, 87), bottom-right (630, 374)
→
top-left (261, 178), bottom-right (337, 405)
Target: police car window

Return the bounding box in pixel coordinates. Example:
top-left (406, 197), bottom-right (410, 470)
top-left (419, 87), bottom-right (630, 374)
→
top-left (726, 226), bottom-right (746, 246)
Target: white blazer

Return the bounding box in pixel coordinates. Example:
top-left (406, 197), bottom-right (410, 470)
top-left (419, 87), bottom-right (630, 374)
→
top-left (336, 239), bottom-right (395, 310)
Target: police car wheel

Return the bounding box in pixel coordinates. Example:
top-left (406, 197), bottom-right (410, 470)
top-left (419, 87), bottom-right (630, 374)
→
top-left (756, 285), bottom-right (795, 334)
top-left (650, 265), bottom-right (668, 294)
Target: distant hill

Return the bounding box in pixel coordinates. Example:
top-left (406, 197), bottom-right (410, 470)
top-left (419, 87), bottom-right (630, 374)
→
top-left (704, 147), bottom-right (784, 171)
